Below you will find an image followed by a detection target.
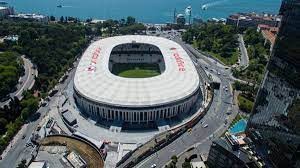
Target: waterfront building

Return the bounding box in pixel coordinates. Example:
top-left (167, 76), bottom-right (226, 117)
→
top-left (0, 6), bottom-right (14, 18)
top-left (226, 12), bottom-right (281, 28)
top-left (257, 24), bottom-right (279, 51)
top-left (8, 13), bottom-right (48, 22)
top-left (176, 14), bottom-right (186, 26)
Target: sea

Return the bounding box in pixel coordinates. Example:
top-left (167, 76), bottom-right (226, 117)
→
top-left (5, 0), bottom-right (282, 23)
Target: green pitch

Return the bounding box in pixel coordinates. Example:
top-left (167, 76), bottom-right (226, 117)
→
top-left (112, 63), bottom-right (161, 78)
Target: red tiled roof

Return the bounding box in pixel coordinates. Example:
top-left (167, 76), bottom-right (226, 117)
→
top-left (262, 30), bottom-right (277, 45)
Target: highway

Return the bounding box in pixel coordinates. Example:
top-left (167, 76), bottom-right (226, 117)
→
top-left (0, 55), bottom-right (38, 107)
top-left (134, 32), bottom-right (238, 168)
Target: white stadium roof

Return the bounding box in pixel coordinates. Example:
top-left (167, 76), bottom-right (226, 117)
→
top-left (74, 35), bottom-right (200, 107)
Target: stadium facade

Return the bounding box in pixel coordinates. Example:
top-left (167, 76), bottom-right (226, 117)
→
top-left (73, 35), bottom-right (200, 123)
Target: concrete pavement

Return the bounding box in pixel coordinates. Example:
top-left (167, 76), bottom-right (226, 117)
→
top-left (238, 34), bottom-right (249, 69)
top-left (135, 78), bottom-right (236, 168)
top-left (0, 105), bottom-right (50, 168)
top-left (0, 57), bottom-right (78, 168)
top-left (132, 33), bottom-right (237, 168)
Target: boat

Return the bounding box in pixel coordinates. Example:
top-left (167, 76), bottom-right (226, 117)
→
top-left (57, 5), bottom-right (62, 8)
top-left (201, 5), bottom-right (208, 10)
top-left (0, 1), bottom-right (8, 5)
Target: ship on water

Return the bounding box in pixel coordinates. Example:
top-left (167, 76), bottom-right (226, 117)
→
top-left (0, 1), bottom-right (8, 5)
top-left (201, 5), bottom-right (208, 10)
top-left (57, 5), bottom-right (62, 8)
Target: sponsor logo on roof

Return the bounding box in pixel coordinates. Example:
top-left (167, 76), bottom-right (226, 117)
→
top-left (170, 48), bottom-right (185, 71)
top-left (87, 47), bottom-right (101, 72)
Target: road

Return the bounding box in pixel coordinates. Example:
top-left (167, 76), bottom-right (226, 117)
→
top-left (238, 34), bottom-right (249, 69)
top-left (133, 32), bottom-right (237, 168)
top-left (0, 105), bottom-right (50, 168)
top-left (0, 56), bottom-right (38, 107)
top-left (0, 33), bottom-right (239, 167)
top-left (0, 57), bottom-right (79, 168)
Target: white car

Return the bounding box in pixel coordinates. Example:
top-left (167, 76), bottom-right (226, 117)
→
top-left (203, 124), bottom-right (208, 128)
top-left (151, 164), bottom-right (157, 168)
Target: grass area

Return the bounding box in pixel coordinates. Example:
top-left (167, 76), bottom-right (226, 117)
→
top-left (207, 50), bottom-right (239, 66)
top-left (193, 40), bottom-right (239, 66)
top-left (112, 63), bottom-right (161, 78)
top-left (118, 68), bottom-right (160, 78)
top-left (238, 94), bottom-right (254, 113)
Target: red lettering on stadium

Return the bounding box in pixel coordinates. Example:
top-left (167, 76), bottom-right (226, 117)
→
top-left (170, 48), bottom-right (185, 71)
top-left (87, 47), bottom-right (101, 72)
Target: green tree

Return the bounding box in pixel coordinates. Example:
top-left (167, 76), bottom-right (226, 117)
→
top-left (171, 155), bottom-right (178, 163)
top-left (50, 16), bottom-right (55, 21)
top-left (17, 159), bottom-right (27, 168)
top-left (182, 158), bottom-right (191, 168)
top-left (126, 16), bottom-right (136, 26)
top-left (59, 16), bottom-right (64, 23)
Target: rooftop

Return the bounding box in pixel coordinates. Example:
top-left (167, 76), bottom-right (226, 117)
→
top-left (74, 35), bottom-right (200, 107)
top-left (228, 12), bottom-right (281, 21)
top-left (212, 133), bottom-right (266, 167)
top-left (28, 161), bottom-right (46, 168)
top-left (0, 6), bottom-right (8, 10)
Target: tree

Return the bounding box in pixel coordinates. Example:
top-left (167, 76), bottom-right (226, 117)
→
top-left (17, 159), bottom-right (27, 168)
top-left (120, 18), bottom-right (126, 26)
top-left (59, 16), bottom-right (64, 23)
top-left (126, 16), bottom-right (136, 26)
top-left (50, 16), bottom-right (56, 21)
top-left (171, 155), bottom-right (178, 163)
top-left (182, 158), bottom-right (191, 168)
top-left (0, 118), bottom-right (8, 134)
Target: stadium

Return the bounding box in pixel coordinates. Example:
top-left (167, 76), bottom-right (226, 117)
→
top-left (73, 35), bottom-right (201, 124)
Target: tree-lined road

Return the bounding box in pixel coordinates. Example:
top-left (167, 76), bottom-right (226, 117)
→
top-left (0, 56), bottom-right (38, 107)
top-left (238, 34), bottom-right (249, 69)
top-left (0, 53), bottom-right (81, 168)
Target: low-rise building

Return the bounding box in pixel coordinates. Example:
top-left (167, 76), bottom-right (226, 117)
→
top-left (2, 35), bottom-right (19, 42)
top-left (8, 13), bottom-right (48, 22)
top-left (62, 110), bottom-right (77, 126)
top-left (257, 24), bottom-right (279, 50)
top-left (28, 161), bottom-right (47, 168)
top-left (226, 12), bottom-right (281, 28)
top-left (65, 151), bottom-right (87, 168)
top-left (0, 6), bottom-right (14, 18)
top-left (191, 161), bottom-right (206, 168)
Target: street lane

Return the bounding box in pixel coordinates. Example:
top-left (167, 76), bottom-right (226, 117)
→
top-left (0, 49), bottom-right (83, 168)
top-left (238, 34), bottom-right (249, 69)
top-left (0, 56), bottom-right (37, 107)
top-left (134, 32), bottom-right (237, 168)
